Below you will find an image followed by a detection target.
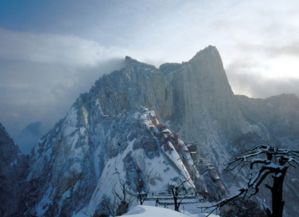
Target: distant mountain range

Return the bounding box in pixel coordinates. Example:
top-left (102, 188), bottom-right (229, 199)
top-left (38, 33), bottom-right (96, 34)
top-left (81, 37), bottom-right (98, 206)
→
top-left (1, 46), bottom-right (299, 217)
top-left (16, 121), bottom-right (45, 154)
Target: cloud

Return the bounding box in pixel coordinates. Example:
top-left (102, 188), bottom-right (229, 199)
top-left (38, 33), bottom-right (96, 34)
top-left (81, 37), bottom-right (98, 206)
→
top-left (0, 28), bottom-right (127, 66)
top-left (0, 59), bottom-right (124, 137)
top-left (226, 58), bottom-right (299, 98)
top-left (0, 59), bottom-right (124, 134)
top-left (0, 28), bottom-right (126, 136)
top-left (273, 43), bottom-right (299, 57)
top-left (235, 38), bottom-right (299, 60)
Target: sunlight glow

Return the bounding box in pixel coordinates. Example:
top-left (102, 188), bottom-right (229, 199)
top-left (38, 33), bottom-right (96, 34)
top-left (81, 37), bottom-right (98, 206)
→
top-left (265, 55), bottom-right (299, 79)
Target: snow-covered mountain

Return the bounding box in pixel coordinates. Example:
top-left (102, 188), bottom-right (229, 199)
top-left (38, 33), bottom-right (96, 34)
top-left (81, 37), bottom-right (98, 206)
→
top-left (21, 105), bottom-right (211, 216)
top-left (2, 45), bottom-right (299, 217)
top-left (18, 46), bottom-right (231, 217)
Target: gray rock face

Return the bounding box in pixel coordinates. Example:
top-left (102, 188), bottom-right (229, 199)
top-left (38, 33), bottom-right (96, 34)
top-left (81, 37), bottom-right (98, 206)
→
top-left (0, 122), bottom-right (27, 217)
top-left (90, 46), bottom-right (252, 166)
top-left (163, 46), bottom-right (250, 166)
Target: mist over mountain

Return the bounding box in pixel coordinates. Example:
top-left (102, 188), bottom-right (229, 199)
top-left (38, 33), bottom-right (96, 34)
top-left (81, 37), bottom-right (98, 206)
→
top-left (1, 46), bottom-right (299, 217)
top-left (0, 58), bottom-right (125, 139)
top-left (15, 121), bottom-right (45, 154)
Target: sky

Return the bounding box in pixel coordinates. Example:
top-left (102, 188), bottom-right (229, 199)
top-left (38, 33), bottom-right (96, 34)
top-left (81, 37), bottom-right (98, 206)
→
top-left (1, 0), bottom-right (299, 138)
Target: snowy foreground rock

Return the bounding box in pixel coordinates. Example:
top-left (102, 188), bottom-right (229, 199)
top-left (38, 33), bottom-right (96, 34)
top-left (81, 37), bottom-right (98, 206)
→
top-left (74, 205), bottom-right (220, 217)
top-left (122, 205), bottom-right (219, 217)
top-left (1, 46), bottom-right (299, 217)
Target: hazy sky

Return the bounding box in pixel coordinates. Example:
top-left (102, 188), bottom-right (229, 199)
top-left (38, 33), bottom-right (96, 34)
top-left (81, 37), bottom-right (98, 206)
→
top-left (1, 0), bottom-right (299, 136)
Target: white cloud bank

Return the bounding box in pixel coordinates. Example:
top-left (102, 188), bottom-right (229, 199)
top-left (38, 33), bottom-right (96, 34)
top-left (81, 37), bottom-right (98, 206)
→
top-left (0, 28), bottom-right (128, 66)
top-left (0, 28), bottom-right (126, 135)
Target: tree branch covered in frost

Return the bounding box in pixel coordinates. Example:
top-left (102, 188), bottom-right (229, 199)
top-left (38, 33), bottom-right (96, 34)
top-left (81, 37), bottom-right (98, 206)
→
top-left (201, 145), bottom-right (299, 217)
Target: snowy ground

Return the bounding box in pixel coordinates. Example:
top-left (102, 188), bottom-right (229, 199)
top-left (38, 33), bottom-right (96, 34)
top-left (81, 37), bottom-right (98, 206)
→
top-left (122, 205), bottom-right (220, 217)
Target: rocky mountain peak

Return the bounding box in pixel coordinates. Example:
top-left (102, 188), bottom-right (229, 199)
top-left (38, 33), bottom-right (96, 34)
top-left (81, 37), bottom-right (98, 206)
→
top-left (190, 45), bottom-right (220, 62)
top-left (124, 55), bottom-right (156, 70)
top-left (188, 46), bottom-right (228, 86)
top-left (83, 46), bottom-right (249, 165)
top-left (124, 55), bottom-right (137, 64)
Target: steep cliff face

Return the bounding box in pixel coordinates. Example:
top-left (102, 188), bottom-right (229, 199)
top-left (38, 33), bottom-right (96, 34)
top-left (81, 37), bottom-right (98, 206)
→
top-left (0, 123), bottom-right (26, 217)
top-left (164, 46), bottom-right (253, 165)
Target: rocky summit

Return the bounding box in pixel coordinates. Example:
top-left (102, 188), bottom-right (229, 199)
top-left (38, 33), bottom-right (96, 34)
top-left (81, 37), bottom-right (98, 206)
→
top-left (1, 46), bottom-right (299, 217)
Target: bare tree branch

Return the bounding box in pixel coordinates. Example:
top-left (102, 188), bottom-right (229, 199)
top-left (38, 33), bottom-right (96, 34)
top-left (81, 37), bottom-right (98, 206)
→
top-left (203, 145), bottom-right (299, 217)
